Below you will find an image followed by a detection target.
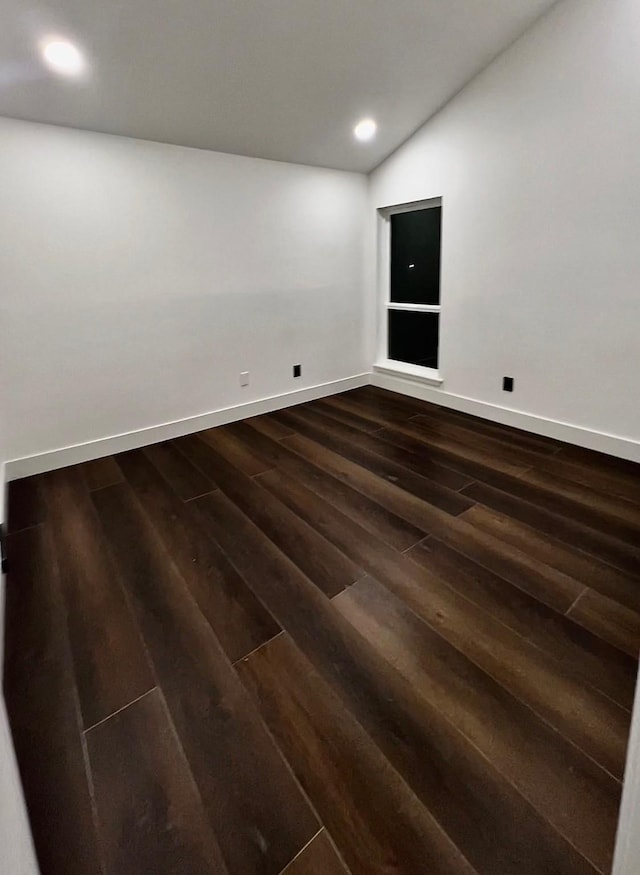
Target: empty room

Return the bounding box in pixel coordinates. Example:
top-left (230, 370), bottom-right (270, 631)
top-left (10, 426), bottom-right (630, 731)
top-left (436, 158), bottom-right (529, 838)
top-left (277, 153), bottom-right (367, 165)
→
top-left (2, 0), bottom-right (640, 873)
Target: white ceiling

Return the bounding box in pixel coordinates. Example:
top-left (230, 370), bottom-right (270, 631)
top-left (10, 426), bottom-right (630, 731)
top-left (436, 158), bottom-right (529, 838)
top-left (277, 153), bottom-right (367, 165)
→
top-left (0, 0), bottom-right (557, 172)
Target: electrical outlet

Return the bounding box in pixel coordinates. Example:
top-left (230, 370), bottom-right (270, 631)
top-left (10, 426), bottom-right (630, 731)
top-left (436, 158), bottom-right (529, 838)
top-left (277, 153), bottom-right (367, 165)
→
top-left (240, 371), bottom-right (249, 387)
top-left (293, 364), bottom-right (301, 378)
top-left (503, 376), bottom-right (514, 392)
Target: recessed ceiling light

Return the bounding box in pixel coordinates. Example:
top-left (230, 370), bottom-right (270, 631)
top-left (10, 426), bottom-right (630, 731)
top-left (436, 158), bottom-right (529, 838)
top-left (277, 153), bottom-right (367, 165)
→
top-left (354, 118), bottom-right (377, 142)
top-left (40, 38), bottom-right (85, 76)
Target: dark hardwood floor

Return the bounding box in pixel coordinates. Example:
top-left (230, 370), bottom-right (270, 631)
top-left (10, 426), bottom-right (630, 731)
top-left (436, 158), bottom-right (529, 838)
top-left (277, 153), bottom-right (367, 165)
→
top-left (4, 385), bottom-right (640, 875)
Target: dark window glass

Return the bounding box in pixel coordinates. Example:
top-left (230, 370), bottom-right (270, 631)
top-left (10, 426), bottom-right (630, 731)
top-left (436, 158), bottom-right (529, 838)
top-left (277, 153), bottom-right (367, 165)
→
top-left (390, 207), bottom-right (441, 305)
top-left (388, 310), bottom-right (439, 369)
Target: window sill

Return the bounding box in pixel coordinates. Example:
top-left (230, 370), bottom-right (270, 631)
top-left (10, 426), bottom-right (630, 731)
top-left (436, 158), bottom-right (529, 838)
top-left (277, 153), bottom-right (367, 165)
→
top-left (373, 360), bottom-right (443, 386)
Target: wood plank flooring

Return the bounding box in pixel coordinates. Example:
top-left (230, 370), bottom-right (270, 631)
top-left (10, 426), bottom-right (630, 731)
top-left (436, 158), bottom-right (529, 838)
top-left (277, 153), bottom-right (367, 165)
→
top-left (4, 386), bottom-right (640, 875)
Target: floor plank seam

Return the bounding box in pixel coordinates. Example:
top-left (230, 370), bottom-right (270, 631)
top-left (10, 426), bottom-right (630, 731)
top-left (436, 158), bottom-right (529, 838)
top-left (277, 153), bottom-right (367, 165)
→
top-left (77, 710), bottom-right (108, 875)
top-left (276, 826), bottom-right (325, 875)
top-left (5, 522), bottom-right (41, 537)
top-left (455, 479), bottom-right (478, 493)
top-left (86, 481), bottom-right (124, 493)
top-left (401, 535), bottom-right (430, 554)
top-left (345, 569), bottom-right (371, 588)
top-left (232, 630), bottom-right (285, 666)
top-left (513, 465), bottom-right (536, 479)
top-left (83, 686), bottom-right (158, 734)
top-left (565, 588), bottom-right (588, 617)
top-left (183, 488), bottom-right (218, 502)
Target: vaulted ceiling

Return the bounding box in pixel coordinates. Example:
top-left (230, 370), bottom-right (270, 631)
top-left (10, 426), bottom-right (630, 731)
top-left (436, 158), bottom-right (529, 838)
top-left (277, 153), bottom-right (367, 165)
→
top-left (0, 0), bottom-right (557, 171)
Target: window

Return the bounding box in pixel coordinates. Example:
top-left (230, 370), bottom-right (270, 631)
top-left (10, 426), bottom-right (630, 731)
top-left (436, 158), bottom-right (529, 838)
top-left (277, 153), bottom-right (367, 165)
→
top-left (378, 198), bottom-right (443, 381)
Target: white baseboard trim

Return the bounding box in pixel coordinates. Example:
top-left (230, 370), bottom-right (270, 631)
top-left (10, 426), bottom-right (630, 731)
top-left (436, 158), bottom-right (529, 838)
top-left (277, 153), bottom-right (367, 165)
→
top-left (371, 371), bottom-right (640, 464)
top-left (6, 368), bottom-right (640, 480)
top-left (5, 373), bottom-right (370, 480)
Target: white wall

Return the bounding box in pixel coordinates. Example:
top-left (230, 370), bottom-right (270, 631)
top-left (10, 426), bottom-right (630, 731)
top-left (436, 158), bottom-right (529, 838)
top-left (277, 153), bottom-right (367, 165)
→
top-left (1, 413), bottom-right (37, 872)
top-left (0, 697), bottom-right (39, 875)
top-left (369, 3), bottom-right (640, 868)
top-left (0, 116), bottom-right (366, 873)
top-left (0, 117), bottom-right (367, 468)
top-left (1, 398), bottom-right (38, 872)
top-left (368, 0), bottom-right (640, 454)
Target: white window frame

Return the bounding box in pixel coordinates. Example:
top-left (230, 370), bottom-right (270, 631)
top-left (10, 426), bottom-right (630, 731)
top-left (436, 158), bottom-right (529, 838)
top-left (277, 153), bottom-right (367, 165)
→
top-left (374, 196), bottom-right (443, 386)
